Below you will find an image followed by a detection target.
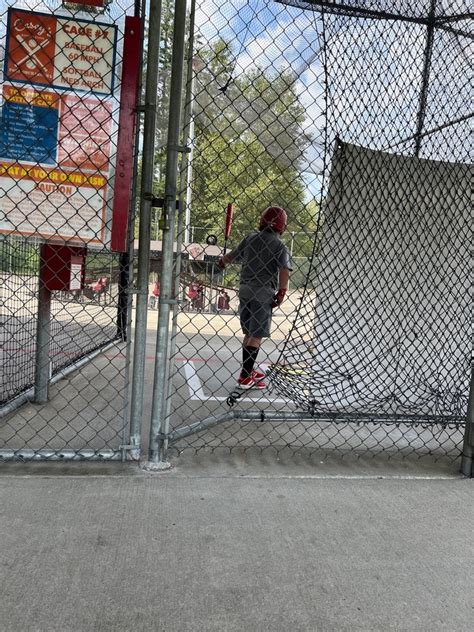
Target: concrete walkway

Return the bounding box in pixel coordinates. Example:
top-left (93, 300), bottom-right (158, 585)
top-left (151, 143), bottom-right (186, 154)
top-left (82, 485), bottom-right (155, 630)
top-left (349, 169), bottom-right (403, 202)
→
top-left (1, 461), bottom-right (473, 631)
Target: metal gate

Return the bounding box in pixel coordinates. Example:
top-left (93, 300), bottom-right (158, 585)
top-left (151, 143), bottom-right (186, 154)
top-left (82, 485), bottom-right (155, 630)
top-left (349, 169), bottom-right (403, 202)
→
top-left (142, 0), bottom-right (473, 473)
top-left (0, 0), bottom-right (140, 460)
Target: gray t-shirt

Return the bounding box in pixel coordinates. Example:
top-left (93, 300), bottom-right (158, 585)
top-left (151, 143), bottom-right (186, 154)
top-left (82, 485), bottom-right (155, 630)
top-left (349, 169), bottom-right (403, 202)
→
top-left (230, 229), bottom-right (292, 302)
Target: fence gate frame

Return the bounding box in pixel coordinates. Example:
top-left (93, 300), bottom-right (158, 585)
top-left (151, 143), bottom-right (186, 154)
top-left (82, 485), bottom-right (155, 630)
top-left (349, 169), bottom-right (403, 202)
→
top-left (141, 0), bottom-right (473, 475)
top-left (0, 0), bottom-right (144, 462)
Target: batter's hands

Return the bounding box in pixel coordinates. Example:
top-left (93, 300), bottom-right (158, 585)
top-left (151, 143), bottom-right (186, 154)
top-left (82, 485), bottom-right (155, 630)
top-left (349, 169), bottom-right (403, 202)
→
top-left (271, 288), bottom-right (287, 309)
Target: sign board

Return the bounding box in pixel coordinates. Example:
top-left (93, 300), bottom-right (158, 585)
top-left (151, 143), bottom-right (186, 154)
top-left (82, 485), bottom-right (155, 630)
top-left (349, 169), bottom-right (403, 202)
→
top-left (0, 7), bottom-right (128, 249)
top-left (5, 9), bottom-right (117, 95)
top-left (0, 161), bottom-right (108, 244)
top-left (0, 83), bottom-right (110, 245)
top-left (0, 85), bottom-right (60, 165)
top-left (69, 256), bottom-right (84, 290)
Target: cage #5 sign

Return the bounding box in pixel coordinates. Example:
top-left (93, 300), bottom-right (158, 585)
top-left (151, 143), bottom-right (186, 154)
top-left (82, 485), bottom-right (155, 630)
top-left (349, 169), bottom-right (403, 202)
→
top-left (0, 8), bottom-right (119, 246)
top-left (5, 8), bottom-right (117, 94)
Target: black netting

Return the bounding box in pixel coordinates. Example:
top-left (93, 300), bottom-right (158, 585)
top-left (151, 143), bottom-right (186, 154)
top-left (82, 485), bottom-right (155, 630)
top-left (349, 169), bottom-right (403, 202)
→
top-left (161, 0), bottom-right (471, 463)
top-left (276, 1), bottom-right (472, 23)
top-left (270, 141), bottom-right (471, 423)
top-left (268, 4), bottom-right (472, 425)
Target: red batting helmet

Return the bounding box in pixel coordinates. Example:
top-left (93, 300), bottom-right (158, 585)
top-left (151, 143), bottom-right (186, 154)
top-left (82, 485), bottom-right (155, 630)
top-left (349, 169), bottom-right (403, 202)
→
top-left (259, 206), bottom-right (287, 234)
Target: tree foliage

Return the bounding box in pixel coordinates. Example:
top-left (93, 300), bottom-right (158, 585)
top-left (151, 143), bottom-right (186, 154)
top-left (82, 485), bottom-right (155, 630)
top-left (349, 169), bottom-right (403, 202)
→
top-left (189, 39), bottom-right (320, 256)
top-left (142, 31), bottom-right (321, 259)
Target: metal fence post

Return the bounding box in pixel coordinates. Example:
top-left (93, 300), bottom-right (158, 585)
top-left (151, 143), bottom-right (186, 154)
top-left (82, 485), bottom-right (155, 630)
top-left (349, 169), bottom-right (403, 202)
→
top-left (461, 365), bottom-right (474, 477)
top-left (146, 0), bottom-right (188, 468)
top-left (163, 0), bottom-right (196, 439)
top-left (34, 244), bottom-right (51, 404)
top-left (128, 0), bottom-right (163, 457)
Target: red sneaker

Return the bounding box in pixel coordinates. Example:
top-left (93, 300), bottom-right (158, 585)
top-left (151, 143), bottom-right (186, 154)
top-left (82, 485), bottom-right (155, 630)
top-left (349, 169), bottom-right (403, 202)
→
top-left (237, 375), bottom-right (266, 390)
top-left (251, 368), bottom-right (266, 380)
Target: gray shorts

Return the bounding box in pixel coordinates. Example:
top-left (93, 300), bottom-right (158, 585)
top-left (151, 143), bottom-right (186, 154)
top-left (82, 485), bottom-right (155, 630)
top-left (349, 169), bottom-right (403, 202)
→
top-left (239, 298), bottom-right (273, 338)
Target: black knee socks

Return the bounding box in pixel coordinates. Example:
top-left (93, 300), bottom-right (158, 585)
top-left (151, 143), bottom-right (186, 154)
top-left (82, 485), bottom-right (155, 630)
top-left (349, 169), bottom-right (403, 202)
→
top-left (241, 345), bottom-right (259, 379)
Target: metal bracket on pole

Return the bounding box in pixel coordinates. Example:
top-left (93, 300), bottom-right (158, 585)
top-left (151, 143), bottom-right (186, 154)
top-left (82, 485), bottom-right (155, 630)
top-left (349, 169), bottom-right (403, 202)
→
top-left (119, 444), bottom-right (141, 461)
top-left (143, 195), bottom-right (180, 209)
top-left (168, 144), bottom-right (192, 154)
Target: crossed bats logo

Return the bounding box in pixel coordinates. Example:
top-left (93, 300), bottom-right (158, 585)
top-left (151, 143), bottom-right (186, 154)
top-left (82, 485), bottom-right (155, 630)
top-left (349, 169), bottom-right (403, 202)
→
top-left (11, 18), bottom-right (53, 72)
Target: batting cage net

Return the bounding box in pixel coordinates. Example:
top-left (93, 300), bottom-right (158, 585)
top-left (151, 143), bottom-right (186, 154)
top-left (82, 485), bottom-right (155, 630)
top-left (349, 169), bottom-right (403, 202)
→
top-left (154, 0), bottom-right (472, 466)
top-left (0, 0), bottom-right (140, 460)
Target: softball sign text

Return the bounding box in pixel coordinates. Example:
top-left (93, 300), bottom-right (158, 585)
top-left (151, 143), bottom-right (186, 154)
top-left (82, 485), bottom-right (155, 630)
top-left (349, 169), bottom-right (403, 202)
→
top-left (0, 8), bottom-right (118, 246)
top-left (5, 8), bottom-right (117, 95)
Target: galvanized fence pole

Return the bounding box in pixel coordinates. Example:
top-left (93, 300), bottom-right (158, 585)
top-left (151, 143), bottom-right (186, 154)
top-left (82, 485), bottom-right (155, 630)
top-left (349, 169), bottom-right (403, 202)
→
top-left (34, 244), bottom-right (52, 404)
top-left (461, 365), bottom-right (474, 477)
top-left (163, 0), bottom-right (196, 438)
top-left (147, 0), bottom-right (188, 468)
top-left (128, 0), bottom-right (163, 457)
top-left (414, 0), bottom-right (436, 157)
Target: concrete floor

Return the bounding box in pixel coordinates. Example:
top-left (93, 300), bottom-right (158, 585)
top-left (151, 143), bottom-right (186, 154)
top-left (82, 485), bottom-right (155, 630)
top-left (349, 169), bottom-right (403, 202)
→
top-left (0, 463), bottom-right (473, 632)
top-left (1, 308), bottom-right (472, 631)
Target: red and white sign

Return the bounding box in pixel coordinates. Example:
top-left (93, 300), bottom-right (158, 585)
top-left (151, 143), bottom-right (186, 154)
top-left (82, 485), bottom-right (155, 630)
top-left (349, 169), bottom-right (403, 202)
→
top-left (1, 9), bottom-right (140, 252)
top-left (58, 95), bottom-right (112, 173)
top-left (6, 12), bottom-right (57, 85)
top-left (64, 0), bottom-right (111, 9)
top-left (6, 9), bottom-right (117, 95)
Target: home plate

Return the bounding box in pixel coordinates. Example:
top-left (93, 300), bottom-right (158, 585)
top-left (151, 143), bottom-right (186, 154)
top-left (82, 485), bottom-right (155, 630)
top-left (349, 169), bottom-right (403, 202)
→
top-left (182, 361), bottom-right (293, 404)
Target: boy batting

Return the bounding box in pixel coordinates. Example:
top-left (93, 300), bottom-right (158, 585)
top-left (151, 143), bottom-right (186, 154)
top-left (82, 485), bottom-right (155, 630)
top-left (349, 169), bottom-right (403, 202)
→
top-left (218, 206), bottom-right (292, 389)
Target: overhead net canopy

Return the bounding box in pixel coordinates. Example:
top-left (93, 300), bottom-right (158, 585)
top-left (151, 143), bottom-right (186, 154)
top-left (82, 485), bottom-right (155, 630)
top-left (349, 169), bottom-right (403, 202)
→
top-left (268, 0), bottom-right (473, 421)
top-left (277, 0), bottom-right (473, 23)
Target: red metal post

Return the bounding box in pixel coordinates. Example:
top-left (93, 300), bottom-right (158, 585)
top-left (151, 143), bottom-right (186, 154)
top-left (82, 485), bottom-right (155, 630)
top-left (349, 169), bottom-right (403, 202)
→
top-left (111, 16), bottom-right (143, 252)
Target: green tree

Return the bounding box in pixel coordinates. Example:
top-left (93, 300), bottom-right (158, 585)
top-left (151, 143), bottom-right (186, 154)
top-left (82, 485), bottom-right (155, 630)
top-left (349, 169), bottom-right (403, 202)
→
top-left (189, 39), bottom-right (319, 256)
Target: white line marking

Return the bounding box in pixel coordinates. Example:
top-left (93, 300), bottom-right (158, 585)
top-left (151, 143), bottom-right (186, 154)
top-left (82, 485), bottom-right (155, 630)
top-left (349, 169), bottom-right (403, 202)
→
top-left (183, 360), bottom-right (206, 400)
top-left (183, 360), bottom-right (293, 404)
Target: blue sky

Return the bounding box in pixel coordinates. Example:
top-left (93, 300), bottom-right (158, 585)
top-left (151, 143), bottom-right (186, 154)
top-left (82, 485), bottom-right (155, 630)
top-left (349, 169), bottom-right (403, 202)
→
top-left (195, 0), bottom-right (471, 199)
top-left (195, 0), bottom-right (325, 200)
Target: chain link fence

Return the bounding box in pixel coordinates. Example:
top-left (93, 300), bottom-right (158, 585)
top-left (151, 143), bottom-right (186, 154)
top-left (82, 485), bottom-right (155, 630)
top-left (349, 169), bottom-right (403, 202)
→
top-left (0, 0), bottom-right (140, 460)
top-left (0, 0), bottom-right (472, 470)
top-left (152, 0), bottom-right (472, 466)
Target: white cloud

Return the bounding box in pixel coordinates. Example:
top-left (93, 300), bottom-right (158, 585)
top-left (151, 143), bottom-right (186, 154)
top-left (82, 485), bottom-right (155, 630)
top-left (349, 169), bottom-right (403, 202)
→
top-left (194, 0), bottom-right (470, 188)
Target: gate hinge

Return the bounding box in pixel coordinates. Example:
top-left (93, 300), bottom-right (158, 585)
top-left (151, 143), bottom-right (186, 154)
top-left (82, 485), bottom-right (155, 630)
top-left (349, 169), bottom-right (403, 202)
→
top-left (169, 144), bottom-right (191, 154)
top-left (156, 432), bottom-right (169, 445)
top-left (143, 194), bottom-right (180, 209)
